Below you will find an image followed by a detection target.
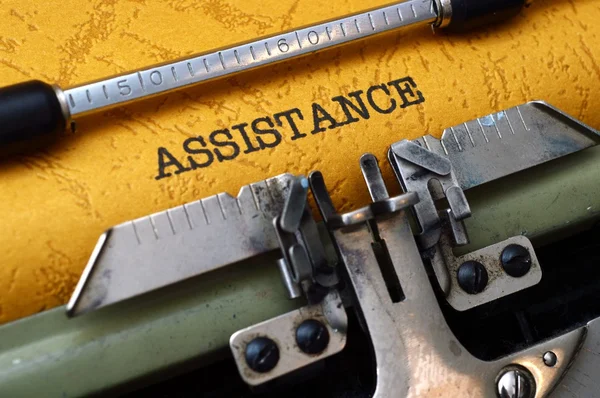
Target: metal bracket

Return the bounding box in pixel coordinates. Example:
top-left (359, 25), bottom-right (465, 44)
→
top-left (431, 214), bottom-right (542, 311)
top-left (229, 290), bottom-right (347, 386)
top-left (334, 207), bottom-right (584, 397)
top-left (274, 175), bottom-right (338, 303)
top-left (341, 151), bottom-right (541, 312)
top-left (389, 139), bottom-right (471, 249)
top-left (389, 135), bottom-right (543, 311)
top-left (320, 160), bottom-right (585, 397)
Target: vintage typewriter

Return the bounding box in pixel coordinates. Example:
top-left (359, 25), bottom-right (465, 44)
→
top-left (2, 101), bottom-right (599, 397)
top-left (1, 0), bottom-right (600, 397)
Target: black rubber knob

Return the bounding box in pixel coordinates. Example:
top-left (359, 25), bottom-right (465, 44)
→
top-left (0, 80), bottom-right (66, 145)
top-left (447, 0), bottom-right (526, 31)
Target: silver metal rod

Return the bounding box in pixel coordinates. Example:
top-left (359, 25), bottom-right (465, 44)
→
top-left (64, 0), bottom-right (438, 117)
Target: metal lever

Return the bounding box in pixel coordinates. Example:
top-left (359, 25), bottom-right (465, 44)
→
top-left (390, 139), bottom-right (470, 248)
top-left (273, 175), bottom-right (338, 304)
top-left (327, 168), bottom-right (585, 397)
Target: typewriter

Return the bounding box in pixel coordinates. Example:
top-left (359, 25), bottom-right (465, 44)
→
top-left (1, 1), bottom-right (600, 397)
top-left (2, 100), bottom-right (600, 397)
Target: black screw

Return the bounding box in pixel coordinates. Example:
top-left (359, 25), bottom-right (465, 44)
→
top-left (245, 337), bottom-right (279, 373)
top-left (457, 261), bottom-right (488, 294)
top-left (296, 319), bottom-right (330, 354)
top-left (501, 244), bottom-right (532, 277)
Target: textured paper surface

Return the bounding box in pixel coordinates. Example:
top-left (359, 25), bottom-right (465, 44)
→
top-left (0, 0), bottom-right (599, 324)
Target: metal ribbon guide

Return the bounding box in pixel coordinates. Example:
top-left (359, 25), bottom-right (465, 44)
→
top-left (66, 100), bottom-right (600, 397)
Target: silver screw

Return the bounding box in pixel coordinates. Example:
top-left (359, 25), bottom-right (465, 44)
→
top-left (543, 351), bottom-right (558, 367)
top-left (497, 366), bottom-right (535, 398)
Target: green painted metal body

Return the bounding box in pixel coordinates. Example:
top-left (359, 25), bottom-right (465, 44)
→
top-left (1, 146), bottom-right (600, 397)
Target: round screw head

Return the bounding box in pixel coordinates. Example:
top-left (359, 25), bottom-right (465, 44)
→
top-left (501, 244), bottom-right (532, 277)
top-left (543, 351), bottom-right (558, 367)
top-left (296, 319), bottom-right (330, 354)
top-left (457, 261), bottom-right (488, 294)
top-left (245, 337), bottom-right (280, 373)
top-left (496, 366), bottom-right (536, 398)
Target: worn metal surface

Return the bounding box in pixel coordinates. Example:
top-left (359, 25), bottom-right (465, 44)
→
top-left (327, 192), bottom-right (419, 229)
top-left (419, 101), bottom-right (600, 191)
top-left (389, 101), bottom-right (599, 250)
top-left (433, 234), bottom-right (542, 311)
top-left (230, 290), bottom-right (347, 386)
top-left (392, 139), bottom-right (452, 176)
top-left (334, 210), bottom-right (585, 397)
top-left (67, 174), bottom-right (293, 316)
top-left (280, 176), bottom-right (309, 233)
top-left (277, 258), bottom-right (303, 299)
top-left (360, 154), bottom-right (390, 202)
top-left (389, 138), bottom-right (469, 249)
top-left (554, 317), bottom-right (600, 397)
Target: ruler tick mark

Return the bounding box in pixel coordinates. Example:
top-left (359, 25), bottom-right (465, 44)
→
top-left (199, 200), bottom-right (210, 225)
top-left (250, 45), bottom-right (256, 60)
top-left (85, 89), bottom-right (92, 103)
top-left (422, 136), bottom-right (431, 151)
top-left (505, 112), bottom-right (516, 135)
top-left (235, 197), bottom-right (243, 214)
top-left (354, 19), bottom-right (361, 33)
top-left (166, 211), bottom-right (176, 235)
top-left (187, 62), bottom-right (195, 77)
top-left (493, 121), bottom-right (502, 139)
top-left (440, 139), bottom-right (449, 155)
top-left (464, 123), bottom-right (475, 147)
top-left (340, 22), bottom-right (347, 36)
top-left (234, 49), bottom-right (241, 64)
top-left (131, 221), bottom-right (141, 245)
top-left (516, 106), bottom-right (529, 131)
top-left (411, 4), bottom-right (417, 18)
top-left (102, 85), bottom-right (109, 99)
top-left (216, 195), bottom-right (227, 220)
top-left (182, 204), bottom-right (193, 230)
top-left (203, 58), bottom-right (209, 72)
top-left (249, 185), bottom-right (260, 210)
top-left (383, 11), bottom-right (389, 25)
top-left (171, 66), bottom-right (178, 81)
top-left (218, 52), bottom-right (226, 69)
top-left (148, 216), bottom-right (159, 239)
top-left (397, 7), bottom-right (403, 21)
top-left (450, 127), bottom-right (463, 151)
top-left (68, 94), bottom-right (75, 108)
top-left (137, 72), bottom-right (145, 92)
top-left (295, 31), bottom-right (302, 48)
top-left (368, 13), bottom-right (375, 30)
top-left (477, 119), bottom-right (491, 142)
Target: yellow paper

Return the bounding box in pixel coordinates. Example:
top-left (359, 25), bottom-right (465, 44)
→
top-left (0, 0), bottom-right (599, 324)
